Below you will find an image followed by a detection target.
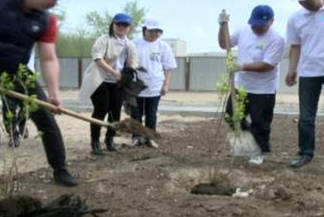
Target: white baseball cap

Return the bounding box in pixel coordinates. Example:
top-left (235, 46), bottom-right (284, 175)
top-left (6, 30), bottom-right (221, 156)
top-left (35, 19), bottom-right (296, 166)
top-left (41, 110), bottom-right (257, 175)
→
top-left (143, 19), bottom-right (163, 31)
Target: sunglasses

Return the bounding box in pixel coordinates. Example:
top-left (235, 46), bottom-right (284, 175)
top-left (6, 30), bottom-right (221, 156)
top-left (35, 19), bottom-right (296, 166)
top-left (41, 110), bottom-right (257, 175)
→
top-left (115, 22), bottom-right (130, 27)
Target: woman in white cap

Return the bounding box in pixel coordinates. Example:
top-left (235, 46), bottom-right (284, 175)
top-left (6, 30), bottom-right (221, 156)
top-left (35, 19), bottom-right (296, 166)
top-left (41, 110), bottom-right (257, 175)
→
top-left (131, 19), bottom-right (177, 147)
top-left (79, 13), bottom-right (137, 155)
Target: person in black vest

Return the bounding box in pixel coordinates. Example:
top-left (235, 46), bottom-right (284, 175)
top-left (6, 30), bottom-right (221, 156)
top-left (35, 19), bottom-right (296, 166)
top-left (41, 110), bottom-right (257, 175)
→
top-left (0, 0), bottom-right (77, 186)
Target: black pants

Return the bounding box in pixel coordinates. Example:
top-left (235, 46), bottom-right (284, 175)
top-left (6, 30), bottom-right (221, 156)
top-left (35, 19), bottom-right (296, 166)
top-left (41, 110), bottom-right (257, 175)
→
top-left (226, 92), bottom-right (276, 153)
top-left (131, 96), bottom-right (161, 137)
top-left (298, 76), bottom-right (324, 158)
top-left (4, 81), bottom-right (66, 170)
top-left (90, 82), bottom-right (123, 141)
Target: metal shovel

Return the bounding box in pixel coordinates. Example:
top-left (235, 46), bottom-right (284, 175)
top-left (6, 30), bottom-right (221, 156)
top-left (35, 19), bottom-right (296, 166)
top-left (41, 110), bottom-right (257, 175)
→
top-left (221, 9), bottom-right (260, 157)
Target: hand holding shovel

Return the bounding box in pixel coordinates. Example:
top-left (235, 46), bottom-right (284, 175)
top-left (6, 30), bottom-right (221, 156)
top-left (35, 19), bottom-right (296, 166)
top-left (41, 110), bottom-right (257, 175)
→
top-left (0, 87), bottom-right (161, 140)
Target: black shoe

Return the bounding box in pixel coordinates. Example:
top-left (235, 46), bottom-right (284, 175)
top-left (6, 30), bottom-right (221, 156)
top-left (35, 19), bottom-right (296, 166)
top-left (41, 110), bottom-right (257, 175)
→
top-left (289, 155), bottom-right (312, 168)
top-left (105, 136), bottom-right (118, 152)
top-left (90, 140), bottom-right (106, 155)
top-left (54, 168), bottom-right (78, 186)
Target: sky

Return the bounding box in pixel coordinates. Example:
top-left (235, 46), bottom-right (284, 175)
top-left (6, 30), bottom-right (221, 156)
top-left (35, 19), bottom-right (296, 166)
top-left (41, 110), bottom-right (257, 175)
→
top-left (57, 0), bottom-right (302, 53)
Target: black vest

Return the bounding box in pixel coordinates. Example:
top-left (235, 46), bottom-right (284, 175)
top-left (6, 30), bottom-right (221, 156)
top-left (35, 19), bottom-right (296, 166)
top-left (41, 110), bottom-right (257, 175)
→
top-left (0, 0), bottom-right (49, 73)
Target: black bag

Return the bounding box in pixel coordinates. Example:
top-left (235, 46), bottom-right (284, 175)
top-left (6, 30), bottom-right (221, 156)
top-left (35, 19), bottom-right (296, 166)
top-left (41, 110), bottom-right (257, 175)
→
top-left (120, 66), bottom-right (147, 108)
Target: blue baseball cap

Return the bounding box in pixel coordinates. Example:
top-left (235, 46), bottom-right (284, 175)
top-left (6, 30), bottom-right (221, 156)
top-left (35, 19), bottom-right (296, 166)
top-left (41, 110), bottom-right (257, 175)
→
top-left (248, 5), bottom-right (274, 27)
top-left (112, 13), bottom-right (132, 25)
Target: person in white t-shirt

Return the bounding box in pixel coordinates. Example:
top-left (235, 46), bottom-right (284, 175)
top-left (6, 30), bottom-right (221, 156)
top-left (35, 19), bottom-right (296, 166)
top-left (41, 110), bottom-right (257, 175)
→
top-left (286, 0), bottom-right (324, 168)
top-left (218, 5), bottom-right (285, 161)
top-left (131, 19), bottom-right (177, 147)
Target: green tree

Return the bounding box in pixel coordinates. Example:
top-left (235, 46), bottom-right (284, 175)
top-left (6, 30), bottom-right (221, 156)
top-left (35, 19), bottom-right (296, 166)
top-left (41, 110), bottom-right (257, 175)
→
top-left (50, 5), bottom-right (66, 28)
top-left (86, 0), bottom-right (146, 38)
top-left (57, 30), bottom-right (96, 57)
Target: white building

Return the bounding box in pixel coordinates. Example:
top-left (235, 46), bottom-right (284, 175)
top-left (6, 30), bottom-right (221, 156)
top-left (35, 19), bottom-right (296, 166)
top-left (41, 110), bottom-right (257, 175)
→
top-left (163, 38), bottom-right (187, 57)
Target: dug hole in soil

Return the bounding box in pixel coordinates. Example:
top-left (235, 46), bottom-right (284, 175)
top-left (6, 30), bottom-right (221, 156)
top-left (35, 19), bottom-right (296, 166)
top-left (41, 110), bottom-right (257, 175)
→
top-left (2, 113), bottom-right (324, 217)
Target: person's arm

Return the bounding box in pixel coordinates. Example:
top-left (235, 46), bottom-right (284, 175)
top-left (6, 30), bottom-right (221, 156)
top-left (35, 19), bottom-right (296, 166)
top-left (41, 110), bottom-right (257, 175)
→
top-left (161, 69), bottom-right (171, 96)
top-left (38, 42), bottom-right (61, 107)
top-left (218, 23), bottom-right (228, 50)
top-left (94, 59), bottom-right (121, 80)
top-left (218, 11), bottom-right (231, 49)
top-left (286, 45), bottom-right (300, 86)
top-left (241, 62), bottom-right (275, 72)
top-left (233, 37), bottom-right (285, 74)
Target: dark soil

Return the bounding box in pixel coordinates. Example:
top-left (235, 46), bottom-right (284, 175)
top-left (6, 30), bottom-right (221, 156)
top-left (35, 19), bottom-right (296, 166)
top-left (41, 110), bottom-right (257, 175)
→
top-left (3, 115), bottom-right (324, 217)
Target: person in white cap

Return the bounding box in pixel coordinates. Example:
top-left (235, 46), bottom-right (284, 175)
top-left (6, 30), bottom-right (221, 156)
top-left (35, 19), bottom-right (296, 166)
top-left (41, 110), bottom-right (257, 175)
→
top-left (218, 5), bottom-right (285, 164)
top-left (286, 0), bottom-right (324, 168)
top-left (131, 19), bottom-right (177, 147)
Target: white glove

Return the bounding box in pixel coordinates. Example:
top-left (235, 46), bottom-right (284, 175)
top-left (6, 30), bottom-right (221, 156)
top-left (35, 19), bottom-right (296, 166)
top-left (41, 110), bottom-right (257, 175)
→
top-left (218, 10), bottom-right (230, 25)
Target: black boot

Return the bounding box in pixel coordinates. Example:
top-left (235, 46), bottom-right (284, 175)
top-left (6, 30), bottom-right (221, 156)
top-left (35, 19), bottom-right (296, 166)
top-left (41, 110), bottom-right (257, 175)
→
top-left (53, 168), bottom-right (78, 186)
top-left (105, 136), bottom-right (118, 152)
top-left (90, 140), bottom-right (106, 155)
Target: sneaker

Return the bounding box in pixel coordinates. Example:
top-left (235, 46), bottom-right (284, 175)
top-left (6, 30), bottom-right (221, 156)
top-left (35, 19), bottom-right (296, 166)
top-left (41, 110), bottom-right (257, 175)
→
top-left (146, 139), bottom-right (159, 148)
top-left (289, 155), bottom-right (312, 168)
top-left (249, 154), bottom-right (264, 165)
top-left (130, 138), bottom-right (141, 147)
top-left (53, 168), bottom-right (78, 186)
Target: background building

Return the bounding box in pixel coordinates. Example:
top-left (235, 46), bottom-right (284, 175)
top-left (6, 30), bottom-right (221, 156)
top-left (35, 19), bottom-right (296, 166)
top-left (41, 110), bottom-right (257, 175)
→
top-left (163, 38), bottom-right (187, 57)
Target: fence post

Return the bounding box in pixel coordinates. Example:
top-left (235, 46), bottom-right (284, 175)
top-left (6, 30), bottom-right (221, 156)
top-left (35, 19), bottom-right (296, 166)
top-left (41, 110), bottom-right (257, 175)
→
top-left (185, 57), bottom-right (190, 91)
top-left (78, 58), bottom-right (82, 88)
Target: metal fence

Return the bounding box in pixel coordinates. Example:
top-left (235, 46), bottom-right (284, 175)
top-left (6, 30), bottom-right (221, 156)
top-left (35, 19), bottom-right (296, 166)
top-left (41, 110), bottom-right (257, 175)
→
top-left (36, 57), bottom-right (297, 94)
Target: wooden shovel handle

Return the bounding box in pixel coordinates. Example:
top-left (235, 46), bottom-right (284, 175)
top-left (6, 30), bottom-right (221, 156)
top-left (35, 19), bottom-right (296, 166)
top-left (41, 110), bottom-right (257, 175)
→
top-left (0, 87), bottom-right (111, 128)
top-left (222, 9), bottom-right (240, 131)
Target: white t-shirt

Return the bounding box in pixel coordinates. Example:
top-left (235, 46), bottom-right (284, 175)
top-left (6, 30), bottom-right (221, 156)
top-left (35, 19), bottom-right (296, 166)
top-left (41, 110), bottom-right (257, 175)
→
top-left (107, 36), bottom-right (128, 83)
top-left (134, 38), bottom-right (177, 97)
top-left (91, 35), bottom-right (128, 84)
top-left (230, 26), bottom-right (285, 94)
top-left (286, 5), bottom-right (324, 77)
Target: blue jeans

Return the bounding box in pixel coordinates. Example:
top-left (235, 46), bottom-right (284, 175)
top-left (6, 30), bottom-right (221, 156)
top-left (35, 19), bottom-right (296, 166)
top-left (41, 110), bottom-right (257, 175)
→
top-left (298, 76), bottom-right (324, 158)
top-left (131, 96), bottom-right (161, 137)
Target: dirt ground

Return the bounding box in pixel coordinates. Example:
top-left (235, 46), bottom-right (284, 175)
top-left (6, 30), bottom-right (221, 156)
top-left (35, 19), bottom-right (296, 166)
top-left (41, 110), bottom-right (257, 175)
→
top-left (2, 113), bottom-right (324, 217)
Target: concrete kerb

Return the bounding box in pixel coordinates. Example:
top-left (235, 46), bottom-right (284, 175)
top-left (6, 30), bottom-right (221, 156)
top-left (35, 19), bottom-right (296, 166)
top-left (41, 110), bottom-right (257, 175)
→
top-left (60, 90), bottom-right (324, 118)
top-left (62, 99), bottom-right (324, 119)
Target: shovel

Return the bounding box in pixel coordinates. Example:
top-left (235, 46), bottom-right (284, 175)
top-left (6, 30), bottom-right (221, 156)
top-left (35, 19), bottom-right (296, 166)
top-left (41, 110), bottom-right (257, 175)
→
top-left (221, 9), bottom-right (260, 157)
top-left (0, 87), bottom-right (161, 140)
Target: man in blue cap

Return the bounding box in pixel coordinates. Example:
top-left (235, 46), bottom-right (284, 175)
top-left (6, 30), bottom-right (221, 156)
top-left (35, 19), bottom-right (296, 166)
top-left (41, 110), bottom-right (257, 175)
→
top-left (0, 0), bottom-right (78, 186)
top-left (286, 0), bottom-right (324, 168)
top-left (218, 5), bottom-right (285, 164)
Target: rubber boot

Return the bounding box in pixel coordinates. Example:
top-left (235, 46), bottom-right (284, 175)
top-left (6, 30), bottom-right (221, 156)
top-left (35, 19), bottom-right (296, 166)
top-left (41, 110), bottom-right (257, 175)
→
top-left (90, 140), bottom-right (106, 155)
top-left (105, 136), bottom-right (118, 152)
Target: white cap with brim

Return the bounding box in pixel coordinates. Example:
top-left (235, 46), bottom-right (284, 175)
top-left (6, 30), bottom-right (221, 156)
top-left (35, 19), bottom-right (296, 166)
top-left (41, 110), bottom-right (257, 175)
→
top-left (143, 19), bottom-right (163, 31)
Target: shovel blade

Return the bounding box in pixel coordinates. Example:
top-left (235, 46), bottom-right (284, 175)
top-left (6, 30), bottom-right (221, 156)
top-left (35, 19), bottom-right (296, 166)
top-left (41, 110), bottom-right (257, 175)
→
top-left (226, 131), bottom-right (261, 157)
top-left (116, 118), bottom-right (161, 140)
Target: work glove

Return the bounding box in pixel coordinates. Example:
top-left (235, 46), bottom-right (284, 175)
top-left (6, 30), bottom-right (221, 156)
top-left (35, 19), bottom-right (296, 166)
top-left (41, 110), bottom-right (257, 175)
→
top-left (218, 10), bottom-right (230, 25)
